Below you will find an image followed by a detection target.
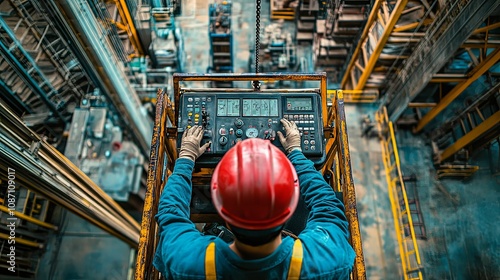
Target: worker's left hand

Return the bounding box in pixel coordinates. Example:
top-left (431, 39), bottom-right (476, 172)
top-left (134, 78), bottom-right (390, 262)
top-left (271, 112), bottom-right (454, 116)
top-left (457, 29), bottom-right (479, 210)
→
top-left (179, 125), bottom-right (211, 162)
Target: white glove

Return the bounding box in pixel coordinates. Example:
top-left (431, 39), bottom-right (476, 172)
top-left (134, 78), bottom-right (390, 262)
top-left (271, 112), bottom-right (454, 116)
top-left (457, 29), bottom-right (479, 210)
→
top-left (277, 119), bottom-right (302, 154)
top-left (179, 125), bottom-right (211, 162)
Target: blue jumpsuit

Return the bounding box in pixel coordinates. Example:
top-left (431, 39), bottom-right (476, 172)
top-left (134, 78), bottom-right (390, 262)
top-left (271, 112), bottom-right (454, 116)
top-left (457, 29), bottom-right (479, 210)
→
top-left (153, 150), bottom-right (356, 279)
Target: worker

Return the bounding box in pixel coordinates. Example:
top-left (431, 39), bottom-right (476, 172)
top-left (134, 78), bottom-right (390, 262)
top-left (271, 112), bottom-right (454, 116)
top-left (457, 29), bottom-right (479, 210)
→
top-left (153, 119), bottom-right (356, 279)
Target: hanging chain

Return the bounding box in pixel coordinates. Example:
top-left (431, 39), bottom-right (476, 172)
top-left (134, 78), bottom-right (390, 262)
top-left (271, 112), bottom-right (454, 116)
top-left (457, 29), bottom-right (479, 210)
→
top-left (255, 0), bottom-right (261, 73)
top-left (252, 0), bottom-right (261, 90)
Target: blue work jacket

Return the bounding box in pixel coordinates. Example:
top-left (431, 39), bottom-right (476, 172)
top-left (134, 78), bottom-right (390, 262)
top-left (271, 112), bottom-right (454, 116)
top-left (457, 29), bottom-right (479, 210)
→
top-left (153, 150), bottom-right (356, 279)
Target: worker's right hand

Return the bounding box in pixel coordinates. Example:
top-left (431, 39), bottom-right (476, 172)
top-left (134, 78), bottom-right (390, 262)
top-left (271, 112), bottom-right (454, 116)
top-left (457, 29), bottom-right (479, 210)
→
top-left (277, 118), bottom-right (301, 154)
top-left (178, 125), bottom-right (211, 162)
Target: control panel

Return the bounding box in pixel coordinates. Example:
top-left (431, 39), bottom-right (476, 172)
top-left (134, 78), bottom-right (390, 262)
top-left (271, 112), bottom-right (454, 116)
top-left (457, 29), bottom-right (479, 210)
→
top-left (177, 92), bottom-right (325, 166)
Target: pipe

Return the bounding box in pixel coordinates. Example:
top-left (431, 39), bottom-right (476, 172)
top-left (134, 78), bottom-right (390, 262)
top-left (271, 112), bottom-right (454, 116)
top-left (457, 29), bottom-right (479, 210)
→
top-left (0, 205), bottom-right (58, 230)
top-left (0, 233), bottom-right (43, 248)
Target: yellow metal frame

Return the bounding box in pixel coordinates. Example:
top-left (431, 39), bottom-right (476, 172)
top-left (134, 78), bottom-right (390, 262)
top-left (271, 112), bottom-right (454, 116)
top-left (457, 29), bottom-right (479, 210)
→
top-left (328, 89), bottom-right (379, 103)
top-left (270, 0), bottom-right (296, 21)
top-left (414, 48), bottom-right (500, 133)
top-left (436, 164), bottom-right (479, 179)
top-left (440, 110), bottom-right (500, 162)
top-left (108, 0), bottom-right (144, 58)
top-left (135, 73), bottom-right (366, 280)
top-left (341, 0), bottom-right (410, 90)
top-left (376, 107), bottom-right (423, 280)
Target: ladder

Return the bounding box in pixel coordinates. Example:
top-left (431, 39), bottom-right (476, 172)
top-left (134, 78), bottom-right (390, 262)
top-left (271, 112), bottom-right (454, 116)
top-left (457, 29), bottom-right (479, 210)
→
top-left (402, 175), bottom-right (427, 240)
top-left (377, 107), bottom-right (424, 280)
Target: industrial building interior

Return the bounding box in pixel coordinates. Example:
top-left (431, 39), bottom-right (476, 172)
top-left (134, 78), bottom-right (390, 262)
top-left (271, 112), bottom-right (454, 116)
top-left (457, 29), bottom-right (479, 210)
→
top-left (0, 0), bottom-right (499, 279)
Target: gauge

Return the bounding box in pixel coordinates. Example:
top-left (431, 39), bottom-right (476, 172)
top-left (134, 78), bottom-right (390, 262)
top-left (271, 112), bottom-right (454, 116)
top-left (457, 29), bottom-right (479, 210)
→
top-left (245, 127), bottom-right (259, 138)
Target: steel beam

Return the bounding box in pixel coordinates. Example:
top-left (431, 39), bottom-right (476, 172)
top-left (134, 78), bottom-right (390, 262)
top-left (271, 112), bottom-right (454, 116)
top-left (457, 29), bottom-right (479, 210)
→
top-left (393, 19), bottom-right (433, 32)
top-left (0, 100), bottom-right (140, 247)
top-left (414, 48), bottom-right (500, 132)
top-left (440, 111), bottom-right (500, 161)
top-left (341, 0), bottom-right (383, 88)
top-left (354, 0), bottom-right (408, 90)
top-left (384, 0), bottom-right (500, 122)
top-left (430, 73), bottom-right (468, 83)
top-left (473, 22), bottom-right (500, 34)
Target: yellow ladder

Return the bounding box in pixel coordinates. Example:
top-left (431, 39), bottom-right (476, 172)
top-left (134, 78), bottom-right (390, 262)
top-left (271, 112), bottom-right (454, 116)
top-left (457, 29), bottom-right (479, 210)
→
top-left (376, 107), bottom-right (423, 280)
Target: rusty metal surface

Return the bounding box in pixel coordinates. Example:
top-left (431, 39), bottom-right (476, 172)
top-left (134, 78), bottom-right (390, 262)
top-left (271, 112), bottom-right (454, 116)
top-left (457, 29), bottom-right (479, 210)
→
top-left (335, 91), bottom-right (367, 280)
top-left (135, 89), bottom-right (166, 280)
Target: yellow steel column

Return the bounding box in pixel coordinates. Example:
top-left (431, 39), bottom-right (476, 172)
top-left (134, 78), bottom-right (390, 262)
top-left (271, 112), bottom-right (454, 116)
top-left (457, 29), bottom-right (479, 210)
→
top-left (341, 0), bottom-right (383, 88)
top-left (440, 110), bottom-right (500, 161)
top-left (414, 48), bottom-right (500, 132)
top-left (354, 0), bottom-right (409, 90)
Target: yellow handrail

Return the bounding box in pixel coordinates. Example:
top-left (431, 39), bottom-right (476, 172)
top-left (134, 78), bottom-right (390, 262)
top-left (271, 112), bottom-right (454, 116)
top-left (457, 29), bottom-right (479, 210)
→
top-left (376, 107), bottom-right (423, 280)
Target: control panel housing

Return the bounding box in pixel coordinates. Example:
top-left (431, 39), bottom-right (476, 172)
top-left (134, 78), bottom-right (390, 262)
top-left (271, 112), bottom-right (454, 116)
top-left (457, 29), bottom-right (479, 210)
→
top-left (177, 92), bottom-right (325, 167)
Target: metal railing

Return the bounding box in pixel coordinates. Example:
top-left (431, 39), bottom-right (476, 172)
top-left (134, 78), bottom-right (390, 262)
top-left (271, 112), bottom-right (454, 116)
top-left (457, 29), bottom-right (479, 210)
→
top-left (376, 107), bottom-right (424, 280)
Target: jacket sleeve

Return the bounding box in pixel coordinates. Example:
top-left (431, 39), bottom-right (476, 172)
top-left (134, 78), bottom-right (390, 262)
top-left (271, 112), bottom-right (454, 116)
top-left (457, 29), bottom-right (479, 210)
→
top-left (287, 150), bottom-right (350, 239)
top-left (153, 158), bottom-right (207, 276)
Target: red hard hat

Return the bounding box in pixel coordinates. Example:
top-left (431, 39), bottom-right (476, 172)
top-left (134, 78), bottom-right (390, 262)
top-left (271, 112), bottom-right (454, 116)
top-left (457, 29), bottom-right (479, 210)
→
top-left (211, 138), bottom-right (299, 230)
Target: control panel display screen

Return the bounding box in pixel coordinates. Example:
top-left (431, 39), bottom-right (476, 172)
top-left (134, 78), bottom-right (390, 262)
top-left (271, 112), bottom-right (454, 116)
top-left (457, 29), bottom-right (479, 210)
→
top-left (286, 97), bottom-right (313, 111)
top-left (217, 99), bottom-right (240, 116)
top-left (242, 99), bottom-right (279, 117)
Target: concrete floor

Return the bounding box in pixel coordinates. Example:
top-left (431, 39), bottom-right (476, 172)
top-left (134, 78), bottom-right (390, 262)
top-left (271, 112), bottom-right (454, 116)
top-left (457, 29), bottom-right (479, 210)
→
top-left (397, 131), bottom-right (500, 279)
top-left (345, 104), bottom-right (401, 279)
top-left (37, 1), bottom-right (500, 279)
top-left (37, 210), bottom-right (133, 280)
